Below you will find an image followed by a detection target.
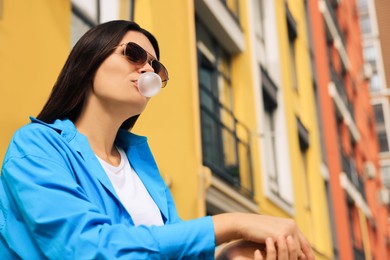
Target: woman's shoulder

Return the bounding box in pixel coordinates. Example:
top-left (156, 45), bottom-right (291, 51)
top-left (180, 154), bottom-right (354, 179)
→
top-left (4, 117), bottom-right (76, 162)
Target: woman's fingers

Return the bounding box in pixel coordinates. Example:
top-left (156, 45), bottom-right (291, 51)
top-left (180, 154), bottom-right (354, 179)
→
top-left (298, 231), bottom-right (315, 260)
top-left (265, 238), bottom-right (277, 260)
top-left (286, 235), bottom-right (299, 260)
top-left (212, 213), bottom-right (315, 259)
top-left (254, 249), bottom-right (263, 260)
top-left (276, 236), bottom-right (288, 259)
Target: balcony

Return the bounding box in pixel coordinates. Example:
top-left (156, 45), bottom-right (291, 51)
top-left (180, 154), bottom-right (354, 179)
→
top-left (323, 0), bottom-right (345, 46)
top-left (195, 0), bottom-right (244, 54)
top-left (200, 83), bottom-right (254, 199)
top-left (320, 0), bottom-right (350, 70)
top-left (330, 66), bottom-right (348, 110)
top-left (341, 150), bottom-right (366, 201)
top-left (330, 67), bottom-right (357, 127)
top-left (353, 246), bottom-right (365, 260)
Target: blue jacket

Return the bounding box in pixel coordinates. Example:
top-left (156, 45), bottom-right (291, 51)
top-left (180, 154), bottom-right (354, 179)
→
top-left (0, 117), bottom-right (215, 259)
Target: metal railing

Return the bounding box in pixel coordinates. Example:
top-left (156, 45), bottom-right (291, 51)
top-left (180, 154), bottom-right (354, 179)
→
top-left (330, 66), bottom-right (356, 124)
top-left (330, 66), bottom-right (348, 105)
top-left (324, 0), bottom-right (346, 46)
top-left (341, 150), bottom-right (366, 201)
top-left (353, 246), bottom-right (365, 260)
top-left (199, 83), bottom-right (254, 199)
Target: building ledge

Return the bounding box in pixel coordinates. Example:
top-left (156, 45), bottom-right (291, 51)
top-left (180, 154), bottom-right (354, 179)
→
top-left (340, 172), bottom-right (372, 219)
top-left (206, 176), bottom-right (258, 213)
top-left (328, 82), bottom-right (361, 142)
top-left (195, 0), bottom-right (245, 54)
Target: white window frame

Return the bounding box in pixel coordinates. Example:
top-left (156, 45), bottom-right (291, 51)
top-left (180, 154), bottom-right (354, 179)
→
top-left (250, 0), bottom-right (294, 215)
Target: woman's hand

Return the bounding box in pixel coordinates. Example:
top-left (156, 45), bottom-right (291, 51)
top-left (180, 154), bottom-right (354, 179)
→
top-left (212, 213), bottom-right (314, 259)
top-left (216, 237), bottom-right (302, 260)
top-left (216, 240), bottom-right (266, 260)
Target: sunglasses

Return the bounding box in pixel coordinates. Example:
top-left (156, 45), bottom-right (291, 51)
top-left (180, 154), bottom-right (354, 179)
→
top-left (118, 42), bottom-right (169, 88)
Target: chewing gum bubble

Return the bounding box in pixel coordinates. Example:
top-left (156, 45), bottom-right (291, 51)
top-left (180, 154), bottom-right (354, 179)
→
top-left (137, 72), bottom-right (162, 97)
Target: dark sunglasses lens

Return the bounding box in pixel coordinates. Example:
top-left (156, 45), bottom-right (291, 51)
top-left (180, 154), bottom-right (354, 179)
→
top-left (124, 43), bottom-right (169, 86)
top-left (152, 61), bottom-right (168, 82)
top-left (125, 43), bottom-right (147, 64)
top-left (151, 61), bottom-right (161, 73)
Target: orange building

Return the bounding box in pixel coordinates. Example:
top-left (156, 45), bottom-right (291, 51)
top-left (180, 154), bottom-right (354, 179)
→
top-left (308, 0), bottom-right (389, 259)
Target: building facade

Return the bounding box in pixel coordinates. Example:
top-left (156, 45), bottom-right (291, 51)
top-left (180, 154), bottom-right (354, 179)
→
top-left (309, 0), bottom-right (390, 259)
top-left (274, 0), bottom-right (334, 258)
top-left (358, 0), bottom-right (390, 217)
top-left (0, 0), bottom-right (70, 161)
top-left (1, 1), bottom-right (389, 259)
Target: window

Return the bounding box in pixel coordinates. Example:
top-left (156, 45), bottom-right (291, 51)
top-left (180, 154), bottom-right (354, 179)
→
top-left (261, 67), bottom-right (293, 206)
top-left (197, 20), bottom-right (253, 198)
top-left (297, 118), bottom-right (310, 209)
top-left (71, 0), bottom-right (99, 47)
top-left (373, 103), bottom-right (390, 153)
top-left (252, 0), bottom-right (267, 69)
top-left (363, 45), bottom-right (376, 68)
top-left (71, 0), bottom-right (133, 46)
top-left (360, 12), bottom-right (372, 35)
top-left (363, 44), bottom-right (383, 92)
top-left (264, 104), bottom-right (278, 194)
top-left (374, 104), bottom-right (385, 124)
top-left (378, 132), bottom-right (390, 153)
top-left (286, 4), bottom-right (298, 91)
top-left (253, 0), bottom-right (265, 44)
top-left (381, 164), bottom-right (390, 190)
top-left (358, 0), bottom-right (368, 10)
top-left (370, 73), bottom-right (382, 92)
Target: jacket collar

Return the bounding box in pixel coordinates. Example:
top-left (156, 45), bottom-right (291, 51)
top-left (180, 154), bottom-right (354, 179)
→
top-left (29, 117), bottom-right (169, 223)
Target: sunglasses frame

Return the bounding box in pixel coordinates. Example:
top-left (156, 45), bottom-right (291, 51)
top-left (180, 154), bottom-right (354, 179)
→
top-left (117, 42), bottom-right (169, 88)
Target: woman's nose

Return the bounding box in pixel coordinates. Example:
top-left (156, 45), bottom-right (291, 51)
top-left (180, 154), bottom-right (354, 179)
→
top-left (140, 61), bottom-right (154, 73)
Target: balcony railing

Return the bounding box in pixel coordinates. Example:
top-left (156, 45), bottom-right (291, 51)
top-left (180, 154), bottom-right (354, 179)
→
top-left (353, 246), bottom-right (365, 260)
top-left (200, 83), bottom-right (254, 199)
top-left (324, 0), bottom-right (346, 46)
top-left (330, 66), bottom-right (348, 105)
top-left (341, 150), bottom-right (366, 201)
top-left (330, 66), bottom-right (357, 126)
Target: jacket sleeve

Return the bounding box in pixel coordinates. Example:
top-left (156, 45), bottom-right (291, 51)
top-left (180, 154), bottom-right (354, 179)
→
top-left (2, 153), bottom-right (215, 259)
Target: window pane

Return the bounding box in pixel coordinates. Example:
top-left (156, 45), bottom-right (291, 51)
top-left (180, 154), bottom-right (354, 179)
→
top-left (100, 0), bottom-right (120, 23)
top-left (360, 14), bottom-right (372, 34)
top-left (370, 73), bottom-right (382, 92)
top-left (374, 104), bottom-right (385, 124)
top-left (378, 132), bottom-right (389, 152)
top-left (71, 10), bottom-right (93, 47)
top-left (264, 110), bottom-right (278, 190)
top-left (197, 18), bottom-right (253, 198)
top-left (358, 0), bottom-right (368, 10)
top-left (363, 45), bottom-right (375, 63)
top-left (72, 0), bottom-right (98, 23)
top-left (381, 165), bottom-right (390, 189)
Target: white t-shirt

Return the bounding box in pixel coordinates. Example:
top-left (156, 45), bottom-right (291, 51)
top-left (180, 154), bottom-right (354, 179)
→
top-left (96, 148), bottom-right (164, 226)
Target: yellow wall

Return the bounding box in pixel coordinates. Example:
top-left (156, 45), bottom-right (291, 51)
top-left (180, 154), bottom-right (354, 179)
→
top-left (274, 0), bottom-right (334, 258)
top-left (232, 0), bottom-right (265, 214)
top-left (133, 0), bottom-right (202, 220)
top-left (0, 1), bottom-right (334, 257)
top-left (134, 0), bottom-right (265, 221)
top-left (0, 0), bottom-right (70, 161)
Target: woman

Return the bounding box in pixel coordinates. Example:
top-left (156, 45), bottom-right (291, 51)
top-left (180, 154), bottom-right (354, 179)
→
top-left (0, 20), bottom-right (314, 259)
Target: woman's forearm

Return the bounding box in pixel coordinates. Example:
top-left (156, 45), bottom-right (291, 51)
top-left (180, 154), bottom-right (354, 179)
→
top-left (212, 213), bottom-right (241, 245)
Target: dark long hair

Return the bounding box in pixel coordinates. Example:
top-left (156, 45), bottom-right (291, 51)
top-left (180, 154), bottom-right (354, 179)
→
top-left (37, 20), bottom-right (160, 130)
